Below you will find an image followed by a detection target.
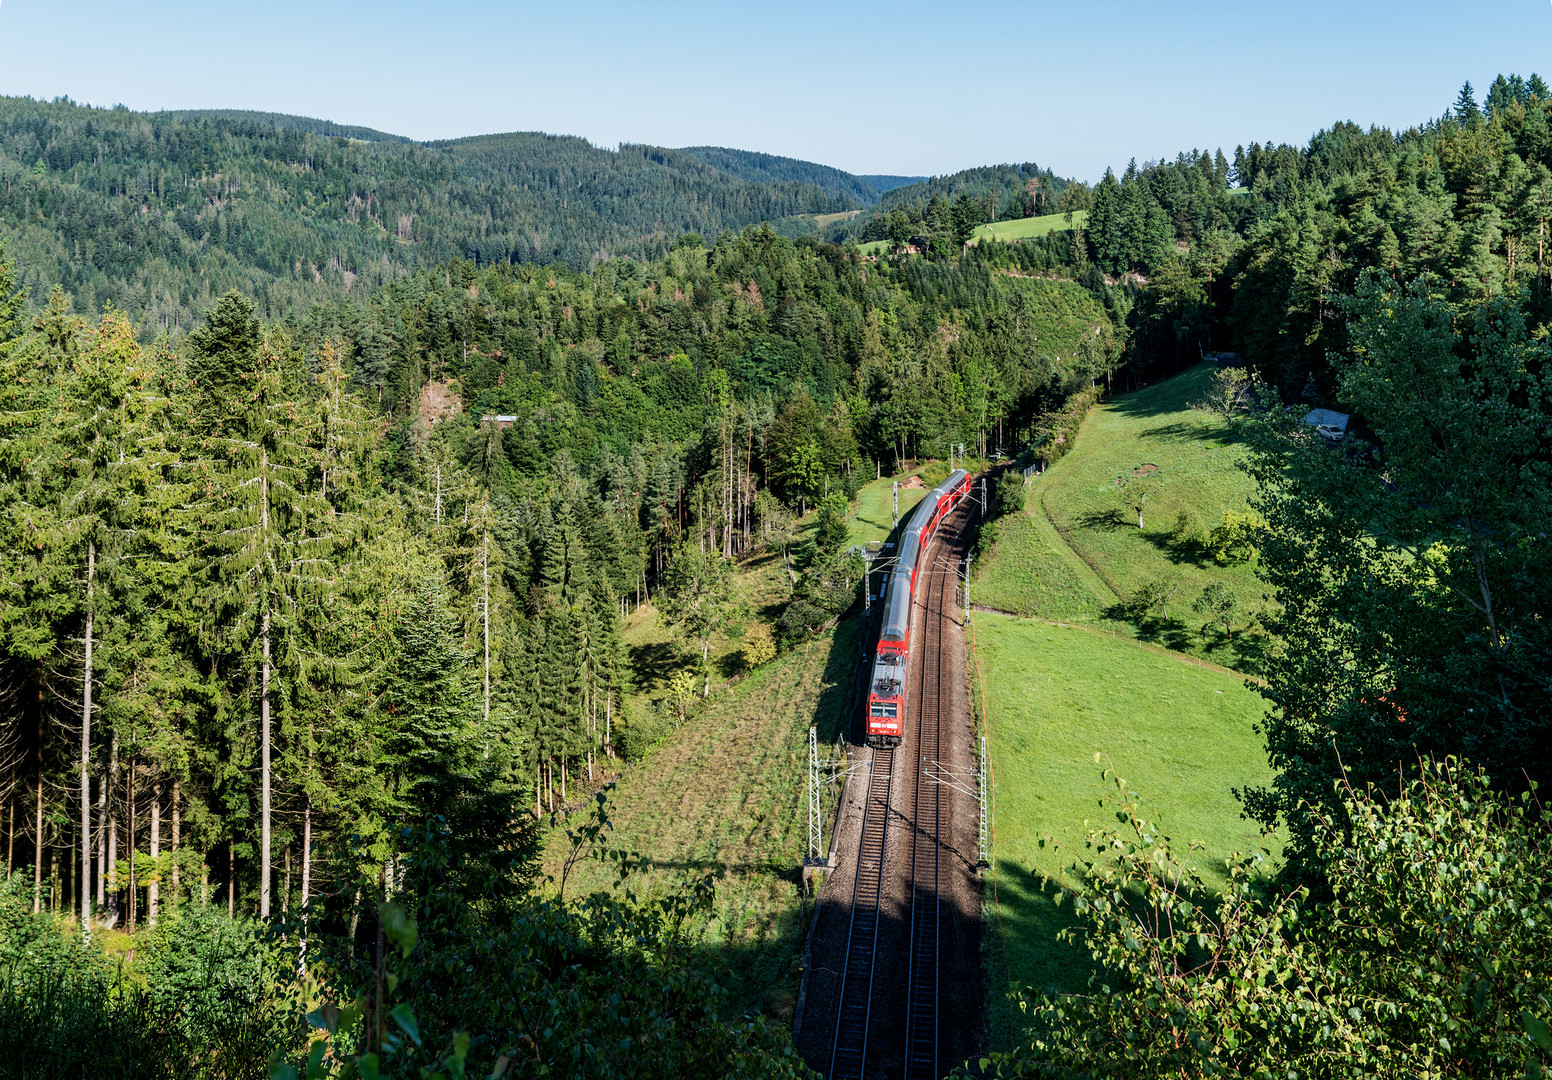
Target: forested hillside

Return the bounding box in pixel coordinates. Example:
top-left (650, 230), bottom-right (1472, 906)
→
top-left (674, 146), bottom-right (894, 205)
top-left (3, 70), bottom-right (1550, 1080)
top-left (0, 97), bottom-right (861, 331)
top-left (969, 75), bottom-right (1552, 1078)
top-left (0, 193), bottom-right (1124, 1067)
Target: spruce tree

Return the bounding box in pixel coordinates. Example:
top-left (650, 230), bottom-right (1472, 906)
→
top-left (188, 293), bottom-right (324, 918)
top-left (1454, 80), bottom-right (1481, 123)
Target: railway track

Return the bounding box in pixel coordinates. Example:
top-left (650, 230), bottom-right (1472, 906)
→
top-left (828, 743), bottom-right (894, 1079)
top-left (904, 547), bottom-right (951, 1080)
top-left (828, 507), bottom-right (966, 1080)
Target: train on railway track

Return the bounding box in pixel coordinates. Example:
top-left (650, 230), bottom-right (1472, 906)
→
top-left (865, 468), bottom-right (973, 748)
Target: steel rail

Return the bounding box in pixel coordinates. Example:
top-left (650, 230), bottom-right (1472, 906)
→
top-left (828, 744), bottom-right (894, 1079)
top-left (903, 523), bottom-right (954, 1079)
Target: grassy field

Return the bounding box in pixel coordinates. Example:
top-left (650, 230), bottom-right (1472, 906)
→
top-left (842, 465), bottom-right (943, 549)
top-left (544, 617), bottom-right (859, 1020)
top-left (976, 361), bottom-right (1269, 669)
top-left (974, 505), bottom-right (1116, 626)
top-left (972, 615), bottom-right (1276, 1050)
top-left (973, 210), bottom-right (1086, 244)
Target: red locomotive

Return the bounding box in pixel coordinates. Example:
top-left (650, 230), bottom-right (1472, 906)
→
top-left (866, 469), bottom-right (972, 747)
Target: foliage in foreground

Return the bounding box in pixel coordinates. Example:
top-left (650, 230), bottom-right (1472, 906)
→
top-left (979, 760), bottom-right (1552, 1079)
top-left (1246, 277), bottom-right (1552, 869)
top-left (269, 797), bottom-right (814, 1080)
top-left (0, 877), bottom-right (277, 1079)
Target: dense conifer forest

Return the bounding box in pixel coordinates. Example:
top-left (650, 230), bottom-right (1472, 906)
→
top-left (0, 97), bottom-right (865, 330)
top-left (0, 73), bottom-right (1549, 1079)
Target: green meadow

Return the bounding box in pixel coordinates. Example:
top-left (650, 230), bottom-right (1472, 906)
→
top-left (972, 615), bottom-right (1275, 1050)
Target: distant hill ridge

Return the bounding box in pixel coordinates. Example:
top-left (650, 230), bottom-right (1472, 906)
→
top-left (160, 108), bottom-right (413, 144)
top-left (674, 146), bottom-right (925, 205)
top-left (0, 96), bottom-right (927, 329)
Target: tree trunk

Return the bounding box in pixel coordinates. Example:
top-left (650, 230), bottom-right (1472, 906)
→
top-left (261, 605), bottom-right (271, 918)
top-left (126, 763), bottom-right (136, 931)
top-left (301, 798), bottom-right (312, 909)
top-left (170, 781), bottom-right (180, 909)
top-left (148, 783), bottom-right (160, 927)
top-left (105, 738), bottom-right (118, 923)
top-left (80, 540), bottom-right (94, 932)
top-left (483, 527), bottom-right (491, 727)
top-left (228, 843), bottom-right (235, 918)
top-left (260, 443), bottom-right (272, 921)
top-left (96, 743), bottom-right (108, 910)
top-left (34, 698), bottom-right (43, 915)
top-left (299, 795), bottom-right (312, 976)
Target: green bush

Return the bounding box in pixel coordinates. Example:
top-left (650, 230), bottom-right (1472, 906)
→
top-left (977, 760), bottom-right (1552, 1079)
top-left (1204, 510), bottom-right (1266, 563)
top-left (777, 548), bottom-right (861, 646)
top-left (617, 698), bottom-right (674, 760)
top-left (138, 905), bottom-right (268, 1046)
top-left (815, 491), bottom-right (850, 553)
top-left (995, 471), bottom-right (1026, 517)
top-left (0, 878), bottom-right (273, 1079)
top-left (1170, 507), bottom-right (1203, 544)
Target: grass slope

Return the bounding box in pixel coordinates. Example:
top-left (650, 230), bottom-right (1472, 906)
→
top-left (973, 615), bottom-right (1275, 1049)
top-left (973, 210), bottom-right (1087, 243)
top-left (977, 361), bottom-right (1268, 667)
top-left (545, 618), bottom-right (858, 1020)
top-left (844, 467), bottom-right (936, 550)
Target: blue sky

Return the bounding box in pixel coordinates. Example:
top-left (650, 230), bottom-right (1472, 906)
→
top-left (0, 0), bottom-right (1548, 181)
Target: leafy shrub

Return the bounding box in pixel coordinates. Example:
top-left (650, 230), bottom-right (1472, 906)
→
top-left (1170, 507), bottom-right (1203, 545)
top-left (0, 879), bottom-right (273, 1079)
top-left (617, 698), bottom-right (673, 760)
top-left (1205, 510), bottom-right (1266, 563)
top-left (777, 548), bottom-right (861, 646)
top-left (741, 633), bottom-right (777, 670)
top-left (995, 470), bottom-right (1026, 517)
top-left (976, 760), bottom-right (1552, 1080)
top-left (815, 491), bottom-right (850, 553)
top-left (0, 876), bottom-right (106, 989)
top-left (138, 905), bottom-right (268, 1045)
top-left (271, 810), bottom-right (814, 1079)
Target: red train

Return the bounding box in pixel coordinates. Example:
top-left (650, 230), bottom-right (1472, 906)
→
top-left (865, 469), bottom-right (973, 747)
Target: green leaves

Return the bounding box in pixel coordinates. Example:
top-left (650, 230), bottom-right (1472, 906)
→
top-left (380, 902), bottom-right (418, 960)
top-left (977, 760), bottom-right (1552, 1079)
top-left (1525, 1011), bottom-right (1552, 1053)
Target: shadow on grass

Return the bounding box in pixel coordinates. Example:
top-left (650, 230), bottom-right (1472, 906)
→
top-left (629, 640), bottom-right (685, 693)
top-left (988, 856), bottom-right (1091, 1008)
top-left (1116, 611), bottom-right (1203, 654)
top-left (1102, 609), bottom-right (1274, 677)
top-left (1136, 529), bottom-right (1218, 567)
top-left (713, 651), bottom-right (746, 679)
top-left (1135, 420), bottom-right (1248, 449)
top-left (1092, 360), bottom-right (1219, 422)
top-left (1073, 506), bottom-right (1130, 530)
